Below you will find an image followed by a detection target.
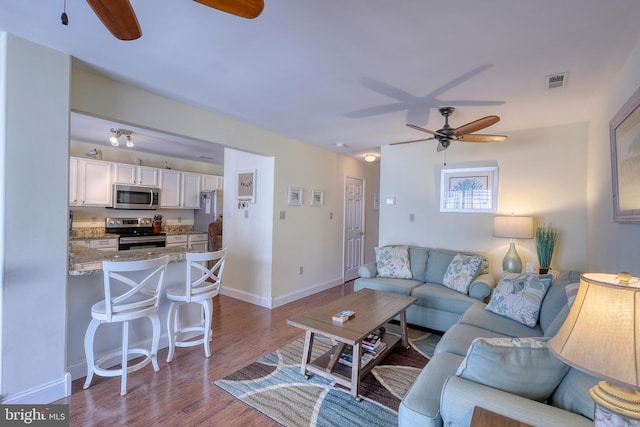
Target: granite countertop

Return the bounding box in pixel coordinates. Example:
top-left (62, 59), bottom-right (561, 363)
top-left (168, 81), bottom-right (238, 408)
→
top-left (69, 244), bottom-right (206, 275)
top-left (69, 226), bottom-right (208, 240)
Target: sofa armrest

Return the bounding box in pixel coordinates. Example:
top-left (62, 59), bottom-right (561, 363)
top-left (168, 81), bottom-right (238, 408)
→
top-left (468, 273), bottom-right (496, 301)
top-left (440, 376), bottom-right (592, 427)
top-left (358, 262), bottom-right (377, 278)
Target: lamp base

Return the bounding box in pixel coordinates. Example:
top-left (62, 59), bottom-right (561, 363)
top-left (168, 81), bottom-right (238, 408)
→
top-left (502, 240), bottom-right (523, 273)
top-left (591, 381), bottom-right (640, 422)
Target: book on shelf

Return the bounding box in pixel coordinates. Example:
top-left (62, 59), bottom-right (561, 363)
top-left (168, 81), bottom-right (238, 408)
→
top-left (338, 351), bottom-right (375, 368)
top-left (332, 310), bottom-right (355, 323)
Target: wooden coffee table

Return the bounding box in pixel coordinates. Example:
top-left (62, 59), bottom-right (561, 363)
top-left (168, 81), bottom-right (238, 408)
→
top-left (287, 288), bottom-right (417, 401)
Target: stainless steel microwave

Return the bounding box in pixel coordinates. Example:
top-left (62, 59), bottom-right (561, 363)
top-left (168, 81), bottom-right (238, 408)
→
top-left (111, 185), bottom-right (160, 210)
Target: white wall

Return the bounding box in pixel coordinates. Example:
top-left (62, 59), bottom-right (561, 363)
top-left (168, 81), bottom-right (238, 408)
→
top-left (0, 34), bottom-right (70, 402)
top-left (587, 38), bottom-right (640, 275)
top-left (379, 121), bottom-right (588, 278)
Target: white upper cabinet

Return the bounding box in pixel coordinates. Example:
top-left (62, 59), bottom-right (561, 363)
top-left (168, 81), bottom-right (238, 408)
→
top-left (181, 172), bottom-right (202, 208)
top-left (159, 170), bottom-right (200, 208)
top-left (159, 169), bottom-right (181, 208)
top-left (69, 157), bottom-right (79, 205)
top-left (78, 158), bottom-right (112, 206)
top-left (202, 174), bottom-right (223, 191)
top-left (113, 163), bottom-right (159, 186)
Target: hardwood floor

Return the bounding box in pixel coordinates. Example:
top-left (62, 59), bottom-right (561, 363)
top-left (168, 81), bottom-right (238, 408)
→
top-left (56, 281), bottom-right (356, 426)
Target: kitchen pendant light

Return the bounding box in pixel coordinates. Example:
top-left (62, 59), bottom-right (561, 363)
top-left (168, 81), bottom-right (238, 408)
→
top-left (126, 135), bottom-right (134, 148)
top-left (109, 128), bottom-right (134, 148)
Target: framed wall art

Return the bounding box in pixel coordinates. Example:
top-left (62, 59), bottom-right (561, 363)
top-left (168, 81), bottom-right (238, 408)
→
top-left (237, 169), bottom-right (256, 203)
top-left (310, 189), bottom-right (324, 207)
top-left (287, 186), bottom-right (303, 206)
top-left (610, 87), bottom-right (640, 223)
top-left (440, 166), bottom-right (498, 213)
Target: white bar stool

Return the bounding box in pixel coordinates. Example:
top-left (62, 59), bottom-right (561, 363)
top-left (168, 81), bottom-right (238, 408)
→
top-left (166, 249), bottom-right (226, 362)
top-left (83, 255), bottom-right (169, 396)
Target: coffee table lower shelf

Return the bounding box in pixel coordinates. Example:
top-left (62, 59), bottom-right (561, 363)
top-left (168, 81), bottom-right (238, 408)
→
top-left (302, 333), bottom-right (401, 401)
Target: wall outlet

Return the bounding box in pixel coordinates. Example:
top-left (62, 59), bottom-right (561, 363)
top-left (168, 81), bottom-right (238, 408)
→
top-left (299, 266), bottom-right (303, 274)
top-left (280, 211), bottom-right (286, 220)
top-left (244, 210), bottom-right (249, 218)
top-left (409, 213), bottom-right (415, 222)
top-left (330, 212), bottom-right (333, 219)
top-left (178, 217), bottom-right (182, 223)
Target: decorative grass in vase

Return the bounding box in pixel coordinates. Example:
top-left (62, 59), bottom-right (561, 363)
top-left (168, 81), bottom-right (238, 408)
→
top-left (535, 223), bottom-right (559, 274)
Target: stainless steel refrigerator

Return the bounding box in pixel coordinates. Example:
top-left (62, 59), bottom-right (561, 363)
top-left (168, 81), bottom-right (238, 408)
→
top-left (194, 190), bottom-right (223, 231)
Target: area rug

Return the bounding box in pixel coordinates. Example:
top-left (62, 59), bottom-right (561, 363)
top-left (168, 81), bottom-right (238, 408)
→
top-left (214, 323), bottom-right (441, 427)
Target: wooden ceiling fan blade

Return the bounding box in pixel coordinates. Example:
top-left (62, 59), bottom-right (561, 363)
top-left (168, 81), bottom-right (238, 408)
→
top-left (86, 0), bottom-right (141, 40)
top-left (456, 134), bottom-right (507, 142)
top-left (194, 0), bottom-right (264, 19)
top-left (390, 136), bottom-right (435, 146)
top-left (452, 115), bottom-right (500, 137)
top-left (406, 123), bottom-right (447, 138)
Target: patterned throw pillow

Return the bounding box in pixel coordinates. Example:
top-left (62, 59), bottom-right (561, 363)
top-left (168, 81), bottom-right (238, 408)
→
top-left (485, 272), bottom-right (553, 327)
top-left (375, 246), bottom-right (412, 279)
top-left (456, 336), bottom-right (569, 401)
top-left (442, 253), bottom-right (482, 294)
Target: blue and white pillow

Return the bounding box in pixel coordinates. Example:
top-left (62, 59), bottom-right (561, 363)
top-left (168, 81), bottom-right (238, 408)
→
top-left (485, 272), bottom-right (553, 327)
top-left (442, 253), bottom-right (482, 295)
top-left (375, 246), bottom-right (412, 279)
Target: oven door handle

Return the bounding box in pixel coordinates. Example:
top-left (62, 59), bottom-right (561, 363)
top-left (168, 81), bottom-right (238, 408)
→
top-left (119, 236), bottom-right (167, 244)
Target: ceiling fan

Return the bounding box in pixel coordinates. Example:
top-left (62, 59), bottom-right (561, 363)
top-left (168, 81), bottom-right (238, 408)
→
top-left (85, 0), bottom-right (264, 41)
top-left (392, 107), bottom-right (507, 152)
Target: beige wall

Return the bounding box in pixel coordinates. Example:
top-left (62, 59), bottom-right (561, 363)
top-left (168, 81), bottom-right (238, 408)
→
top-left (379, 121), bottom-right (588, 278)
top-left (70, 67), bottom-right (381, 307)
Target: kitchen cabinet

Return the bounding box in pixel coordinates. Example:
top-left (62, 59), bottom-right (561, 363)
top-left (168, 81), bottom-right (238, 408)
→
top-left (69, 157), bottom-right (79, 204)
top-left (70, 157), bottom-right (112, 207)
top-left (159, 170), bottom-right (201, 208)
top-left (71, 238), bottom-right (118, 251)
top-left (202, 174), bottom-right (223, 191)
top-left (188, 233), bottom-right (208, 251)
top-left (113, 163), bottom-right (159, 186)
top-left (166, 235), bottom-right (188, 248)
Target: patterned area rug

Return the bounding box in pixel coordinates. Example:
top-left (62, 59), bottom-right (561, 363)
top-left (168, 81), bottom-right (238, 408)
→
top-left (214, 323), bottom-right (441, 427)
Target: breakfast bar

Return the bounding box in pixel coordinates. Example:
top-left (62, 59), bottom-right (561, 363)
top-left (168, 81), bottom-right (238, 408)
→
top-left (67, 243), bottom-right (208, 381)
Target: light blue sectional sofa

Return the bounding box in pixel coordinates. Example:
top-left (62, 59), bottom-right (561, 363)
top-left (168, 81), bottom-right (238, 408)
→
top-left (398, 271), bottom-right (597, 427)
top-left (354, 247), bottom-right (496, 332)
top-left (354, 247), bottom-right (597, 426)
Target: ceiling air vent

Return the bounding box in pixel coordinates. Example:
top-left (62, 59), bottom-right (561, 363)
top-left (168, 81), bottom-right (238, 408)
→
top-left (545, 72), bottom-right (568, 89)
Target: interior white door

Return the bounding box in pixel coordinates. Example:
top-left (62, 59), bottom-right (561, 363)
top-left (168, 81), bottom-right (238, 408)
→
top-left (344, 176), bottom-right (364, 281)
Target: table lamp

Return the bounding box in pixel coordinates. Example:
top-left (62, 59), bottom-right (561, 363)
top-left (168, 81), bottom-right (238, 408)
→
top-left (492, 215), bottom-right (534, 273)
top-left (549, 273), bottom-right (640, 425)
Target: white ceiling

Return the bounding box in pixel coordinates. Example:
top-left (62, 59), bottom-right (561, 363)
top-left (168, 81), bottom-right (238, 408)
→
top-left (2, 1), bottom-right (640, 164)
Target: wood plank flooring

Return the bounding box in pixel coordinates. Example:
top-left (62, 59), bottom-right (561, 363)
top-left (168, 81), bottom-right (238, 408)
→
top-left (56, 281), bottom-right (356, 427)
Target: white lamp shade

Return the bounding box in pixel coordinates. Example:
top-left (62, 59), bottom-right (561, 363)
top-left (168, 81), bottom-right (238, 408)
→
top-left (549, 273), bottom-right (640, 389)
top-left (493, 216), bottom-right (534, 239)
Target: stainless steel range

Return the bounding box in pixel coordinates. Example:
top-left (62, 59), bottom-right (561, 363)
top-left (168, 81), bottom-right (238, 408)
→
top-left (105, 217), bottom-right (167, 251)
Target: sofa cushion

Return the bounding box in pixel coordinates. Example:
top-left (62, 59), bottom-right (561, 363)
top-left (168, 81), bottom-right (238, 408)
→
top-left (539, 271), bottom-right (582, 333)
top-left (550, 368), bottom-right (598, 420)
top-left (459, 302), bottom-right (544, 338)
top-left (411, 283), bottom-right (477, 314)
top-left (434, 323), bottom-right (513, 357)
top-left (375, 246), bottom-right (412, 279)
top-left (398, 351), bottom-right (465, 426)
top-left (408, 246), bottom-right (429, 282)
top-left (353, 276), bottom-right (423, 295)
top-left (456, 336), bottom-right (570, 402)
top-left (442, 253), bottom-right (483, 295)
top-left (486, 272), bottom-right (552, 327)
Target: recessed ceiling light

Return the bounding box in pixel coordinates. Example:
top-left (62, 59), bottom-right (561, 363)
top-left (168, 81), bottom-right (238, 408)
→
top-left (335, 142), bottom-right (345, 148)
top-left (364, 153), bottom-right (376, 162)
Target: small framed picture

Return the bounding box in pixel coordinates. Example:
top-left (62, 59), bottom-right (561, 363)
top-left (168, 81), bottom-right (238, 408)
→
top-left (287, 186), bottom-right (303, 206)
top-left (237, 169), bottom-right (256, 203)
top-left (310, 189), bottom-right (324, 207)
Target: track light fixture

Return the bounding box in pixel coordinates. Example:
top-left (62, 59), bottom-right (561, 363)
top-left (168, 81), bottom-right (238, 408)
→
top-left (109, 128), bottom-right (134, 148)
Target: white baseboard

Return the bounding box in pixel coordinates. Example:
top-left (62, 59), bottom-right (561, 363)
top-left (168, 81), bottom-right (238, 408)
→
top-left (1, 373), bottom-right (71, 404)
top-left (220, 277), bottom-right (344, 309)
